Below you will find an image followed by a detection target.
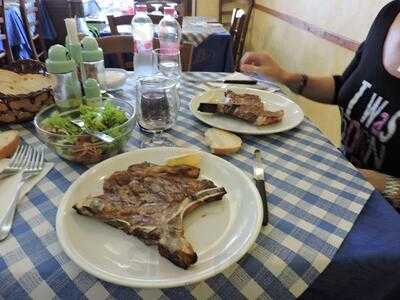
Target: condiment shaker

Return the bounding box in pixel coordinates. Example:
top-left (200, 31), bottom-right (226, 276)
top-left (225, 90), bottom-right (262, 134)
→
top-left (83, 78), bottom-right (102, 107)
top-left (46, 44), bottom-right (82, 110)
top-left (81, 37), bottom-right (106, 91)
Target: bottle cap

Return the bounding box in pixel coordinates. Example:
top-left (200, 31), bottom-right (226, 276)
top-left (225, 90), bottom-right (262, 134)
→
top-left (81, 36), bottom-right (104, 62)
top-left (136, 5), bottom-right (147, 13)
top-left (45, 44), bottom-right (76, 74)
top-left (164, 7), bottom-right (175, 15)
top-left (83, 78), bottom-right (101, 99)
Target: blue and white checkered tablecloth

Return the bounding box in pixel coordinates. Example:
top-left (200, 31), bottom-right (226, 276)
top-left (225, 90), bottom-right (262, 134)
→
top-left (0, 72), bottom-right (374, 299)
top-left (182, 24), bottom-right (228, 47)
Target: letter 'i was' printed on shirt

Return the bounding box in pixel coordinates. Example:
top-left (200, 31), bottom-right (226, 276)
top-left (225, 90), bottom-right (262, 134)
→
top-left (345, 80), bottom-right (399, 144)
top-left (345, 80), bottom-right (372, 116)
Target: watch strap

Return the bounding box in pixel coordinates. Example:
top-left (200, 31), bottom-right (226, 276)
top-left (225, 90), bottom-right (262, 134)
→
top-left (383, 175), bottom-right (400, 202)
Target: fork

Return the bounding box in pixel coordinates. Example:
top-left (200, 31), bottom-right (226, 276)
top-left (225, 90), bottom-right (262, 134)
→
top-left (0, 145), bottom-right (44, 241)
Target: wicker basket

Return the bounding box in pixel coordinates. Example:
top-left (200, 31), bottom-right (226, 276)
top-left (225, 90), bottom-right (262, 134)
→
top-left (0, 59), bottom-right (55, 124)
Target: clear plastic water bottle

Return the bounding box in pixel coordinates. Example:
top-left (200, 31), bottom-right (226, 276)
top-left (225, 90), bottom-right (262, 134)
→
top-left (159, 7), bottom-right (182, 54)
top-left (132, 5), bottom-right (154, 77)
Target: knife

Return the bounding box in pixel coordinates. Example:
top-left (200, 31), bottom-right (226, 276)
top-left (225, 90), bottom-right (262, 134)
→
top-left (254, 149), bottom-right (269, 225)
top-left (187, 79), bottom-right (258, 85)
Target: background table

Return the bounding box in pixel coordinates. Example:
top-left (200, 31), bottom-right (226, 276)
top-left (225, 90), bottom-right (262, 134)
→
top-left (0, 72), bottom-right (388, 299)
top-left (183, 23), bottom-right (234, 72)
top-left (99, 19), bottom-right (234, 72)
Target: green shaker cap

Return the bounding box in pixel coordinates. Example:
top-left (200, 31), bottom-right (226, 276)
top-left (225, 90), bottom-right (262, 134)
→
top-left (46, 44), bottom-right (76, 74)
top-left (81, 37), bottom-right (104, 62)
top-left (83, 78), bottom-right (101, 98)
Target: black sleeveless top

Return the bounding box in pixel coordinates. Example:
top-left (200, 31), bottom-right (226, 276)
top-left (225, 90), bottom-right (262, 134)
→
top-left (334, 0), bottom-right (400, 177)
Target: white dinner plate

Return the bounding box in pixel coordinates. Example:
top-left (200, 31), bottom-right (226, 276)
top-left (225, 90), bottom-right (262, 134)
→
top-left (190, 86), bottom-right (304, 135)
top-left (56, 147), bottom-right (263, 288)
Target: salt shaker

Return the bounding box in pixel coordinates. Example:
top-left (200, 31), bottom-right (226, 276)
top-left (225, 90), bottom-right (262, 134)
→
top-left (46, 44), bottom-right (82, 110)
top-left (81, 37), bottom-right (106, 91)
top-left (83, 78), bottom-right (102, 107)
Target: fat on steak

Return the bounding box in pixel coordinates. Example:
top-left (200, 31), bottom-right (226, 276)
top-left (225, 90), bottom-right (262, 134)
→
top-left (73, 162), bottom-right (227, 269)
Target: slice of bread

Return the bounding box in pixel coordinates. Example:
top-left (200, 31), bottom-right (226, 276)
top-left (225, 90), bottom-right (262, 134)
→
top-left (204, 128), bottom-right (242, 155)
top-left (0, 130), bottom-right (20, 159)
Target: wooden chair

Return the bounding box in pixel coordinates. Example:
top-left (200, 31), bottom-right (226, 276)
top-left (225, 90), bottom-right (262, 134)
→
top-left (219, 0), bottom-right (254, 27)
top-left (0, 0), bottom-right (13, 65)
top-left (19, 0), bottom-right (46, 61)
top-left (230, 8), bottom-right (247, 70)
top-left (97, 35), bottom-right (135, 70)
top-left (97, 35), bottom-right (194, 71)
top-left (178, 42), bottom-right (193, 71)
top-left (107, 14), bottom-right (183, 35)
top-left (107, 15), bottom-right (133, 36)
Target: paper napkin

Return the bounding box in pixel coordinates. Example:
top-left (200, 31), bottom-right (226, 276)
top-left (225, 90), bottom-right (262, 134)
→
top-left (0, 159), bottom-right (54, 216)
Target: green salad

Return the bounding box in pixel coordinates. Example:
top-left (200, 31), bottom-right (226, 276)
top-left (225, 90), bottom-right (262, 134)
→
top-left (42, 103), bottom-right (128, 135)
top-left (41, 103), bottom-right (131, 164)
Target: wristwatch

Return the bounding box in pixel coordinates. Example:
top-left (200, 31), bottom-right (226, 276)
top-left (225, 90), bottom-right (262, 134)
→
top-left (383, 175), bottom-right (400, 201)
top-left (292, 74), bottom-right (308, 95)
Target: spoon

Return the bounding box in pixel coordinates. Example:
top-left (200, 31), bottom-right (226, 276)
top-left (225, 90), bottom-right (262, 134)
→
top-left (71, 119), bottom-right (115, 143)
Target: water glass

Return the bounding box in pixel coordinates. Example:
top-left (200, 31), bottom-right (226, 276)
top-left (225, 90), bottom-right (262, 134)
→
top-left (136, 75), bottom-right (180, 147)
top-left (153, 48), bottom-right (182, 82)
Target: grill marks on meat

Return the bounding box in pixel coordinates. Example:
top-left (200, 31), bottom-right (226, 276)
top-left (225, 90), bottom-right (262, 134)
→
top-left (198, 90), bottom-right (284, 126)
top-left (73, 163), bottom-right (227, 269)
top-left (225, 90), bottom-right (264, 109)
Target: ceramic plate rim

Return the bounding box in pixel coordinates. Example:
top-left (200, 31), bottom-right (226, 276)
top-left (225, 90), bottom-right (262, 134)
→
top-left (56, 147), bottom-right (263, 288)
top-left (190, 87), bottom-right (304, 135)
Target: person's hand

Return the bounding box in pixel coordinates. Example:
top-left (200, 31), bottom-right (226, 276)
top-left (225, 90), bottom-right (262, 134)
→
top-left (358, 168), bottom-right (386, 192)
top-left (240, 52), bottom-right (289, 84)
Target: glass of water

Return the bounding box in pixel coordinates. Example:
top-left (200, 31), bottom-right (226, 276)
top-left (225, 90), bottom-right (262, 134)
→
top-left (136, 75), bottom-right (180, 148)
top-left (153, 48), bottom-right (182, 83)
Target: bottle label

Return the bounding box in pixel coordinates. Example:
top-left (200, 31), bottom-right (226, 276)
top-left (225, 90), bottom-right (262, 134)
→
top-left (160, 42), bottom-right (180, 55)
top-left (134, 40), bottom-right (153, 54)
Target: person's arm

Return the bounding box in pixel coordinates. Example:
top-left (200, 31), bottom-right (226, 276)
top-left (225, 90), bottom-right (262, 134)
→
top-left (240, 44), bottom-right (364, 105)
top-left (240, 52), bottom-right (336, 103)
top-left (359, 169), bottom-right (400, 208)
top-left (282, 73), bottom-right (336, 104)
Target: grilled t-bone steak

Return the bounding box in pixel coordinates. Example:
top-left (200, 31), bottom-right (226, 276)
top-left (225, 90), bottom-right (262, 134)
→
top-left (73, 162), bottom-right (227, 269)
top-left (198, 90), bottom-right (284, 126)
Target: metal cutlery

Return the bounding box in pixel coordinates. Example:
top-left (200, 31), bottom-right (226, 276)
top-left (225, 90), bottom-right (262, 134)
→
top-left (0, 145), bottom-right (44, 241)
top-left (71, 118), bottom-right (115, 143)
top-left (197, 81), bottom-right (283, 94)
top-left (188, 79), bottom-right (258, 85)
top-left (253, 149), bottom-right (269, 226)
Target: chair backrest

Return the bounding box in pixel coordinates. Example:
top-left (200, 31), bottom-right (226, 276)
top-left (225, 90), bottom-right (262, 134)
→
top-left (97, 35), bottom-right (135, 70)
top-left (97, 35), bottom-right (194, 71)
top-left (107, 14), bottom-right (134, 35)
top-left (0, 0), bottom-right (13, 65)
top-left (19, 0), bottom-right (46, 60)
top-left (107, 14), bottom-right (183, 35)
top-left (230, 8), bottom-right (247, 70)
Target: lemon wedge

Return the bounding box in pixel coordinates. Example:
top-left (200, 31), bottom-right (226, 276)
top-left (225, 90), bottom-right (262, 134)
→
top-left (166, 152), bottom-right (202, 168)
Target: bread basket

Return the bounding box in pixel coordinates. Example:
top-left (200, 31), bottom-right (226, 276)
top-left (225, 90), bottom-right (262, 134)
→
top-left (0, 59), bottom-right (55, 124)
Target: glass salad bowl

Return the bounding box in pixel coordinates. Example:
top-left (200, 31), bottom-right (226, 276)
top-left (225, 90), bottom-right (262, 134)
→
top-left (34, 98), bottom-right (136, 164)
